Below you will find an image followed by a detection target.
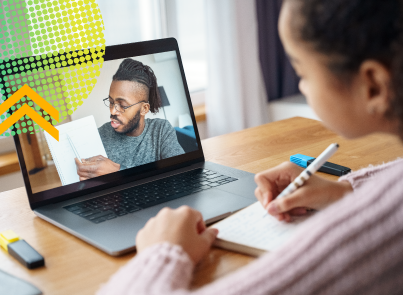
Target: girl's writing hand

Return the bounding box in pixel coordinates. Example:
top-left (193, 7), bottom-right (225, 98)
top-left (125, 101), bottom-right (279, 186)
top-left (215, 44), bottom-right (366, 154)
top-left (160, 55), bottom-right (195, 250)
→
top-left (254, 162), bottom-right (353, 222)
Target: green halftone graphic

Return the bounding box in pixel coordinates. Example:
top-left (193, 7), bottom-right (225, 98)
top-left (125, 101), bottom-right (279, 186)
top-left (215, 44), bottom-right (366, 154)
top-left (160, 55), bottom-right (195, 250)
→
top-left (0, 0), bottom-right (105, 137)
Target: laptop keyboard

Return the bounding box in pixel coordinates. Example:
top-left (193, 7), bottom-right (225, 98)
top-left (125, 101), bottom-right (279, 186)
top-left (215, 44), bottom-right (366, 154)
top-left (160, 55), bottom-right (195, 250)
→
top-left (63, 168), bottom-right (237, 224)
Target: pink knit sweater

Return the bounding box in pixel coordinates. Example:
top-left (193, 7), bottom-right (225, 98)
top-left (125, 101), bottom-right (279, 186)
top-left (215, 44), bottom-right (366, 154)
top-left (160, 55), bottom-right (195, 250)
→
top-left (97, 158), bottom-right (403, 295)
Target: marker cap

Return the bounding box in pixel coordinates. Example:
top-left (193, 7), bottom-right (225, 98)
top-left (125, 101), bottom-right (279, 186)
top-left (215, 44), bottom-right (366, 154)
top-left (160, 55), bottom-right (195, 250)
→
top-left (290, 154), bottom-right (351, 176)
top-left (290, 154), bottom-right (315, 168)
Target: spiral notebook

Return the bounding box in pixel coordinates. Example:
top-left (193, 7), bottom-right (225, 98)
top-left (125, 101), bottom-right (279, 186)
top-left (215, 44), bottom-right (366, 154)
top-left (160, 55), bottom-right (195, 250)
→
top-left (44, 115), bottom-right (108, 186)
top-left (211, 202), bottom-right (312, 256)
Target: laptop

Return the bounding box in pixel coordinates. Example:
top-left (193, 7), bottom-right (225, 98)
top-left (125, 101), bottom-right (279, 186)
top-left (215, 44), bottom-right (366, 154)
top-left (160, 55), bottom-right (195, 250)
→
top-left (11, 38), bottom-right (257, 255)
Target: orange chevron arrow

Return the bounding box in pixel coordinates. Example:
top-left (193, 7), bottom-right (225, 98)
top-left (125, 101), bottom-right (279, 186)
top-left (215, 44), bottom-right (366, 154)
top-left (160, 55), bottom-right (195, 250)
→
top-left (0, 84), bottom-right (60, 141)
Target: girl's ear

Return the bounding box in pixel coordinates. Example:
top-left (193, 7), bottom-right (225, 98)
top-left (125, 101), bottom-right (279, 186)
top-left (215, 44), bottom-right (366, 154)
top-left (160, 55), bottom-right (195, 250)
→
top-left (359, 60), bottom-right (392, 117)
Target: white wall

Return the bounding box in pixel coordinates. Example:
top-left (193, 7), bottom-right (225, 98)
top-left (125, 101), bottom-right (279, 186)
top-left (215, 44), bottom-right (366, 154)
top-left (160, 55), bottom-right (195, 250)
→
top-left (96, 0), bottom-right (143, 46)
top-left (0, 136), bottom-right (16, 154)
top-left (71, 51), bottom-right (191, 129)
top-left (0, 172), bottom-right (24, 192)
top-left (267, 94), bottom-right (319, 122)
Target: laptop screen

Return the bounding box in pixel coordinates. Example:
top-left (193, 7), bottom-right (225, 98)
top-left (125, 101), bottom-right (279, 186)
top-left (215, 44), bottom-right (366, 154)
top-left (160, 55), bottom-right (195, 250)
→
top-left (10, 40), bottom-right (204, 207)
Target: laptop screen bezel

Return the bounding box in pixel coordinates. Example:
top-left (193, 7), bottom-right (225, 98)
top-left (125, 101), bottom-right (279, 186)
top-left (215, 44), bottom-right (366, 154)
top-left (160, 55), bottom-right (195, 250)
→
top-left (10, 38), bottom-right (205, 209)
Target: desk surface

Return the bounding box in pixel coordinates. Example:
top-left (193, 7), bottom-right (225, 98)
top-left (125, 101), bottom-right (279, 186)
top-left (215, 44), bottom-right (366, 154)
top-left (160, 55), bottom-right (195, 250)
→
top-left (1, 117), bottom-right (402, 294)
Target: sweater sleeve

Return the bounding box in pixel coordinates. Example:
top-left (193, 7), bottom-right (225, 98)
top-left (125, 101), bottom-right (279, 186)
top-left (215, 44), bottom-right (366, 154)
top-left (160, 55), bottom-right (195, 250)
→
top-left (96, 243), bottom-right (194, 295)
top-left (97, 161), bottom-right (403, 295)
top-left (338, 158), bottom-right (403, 190)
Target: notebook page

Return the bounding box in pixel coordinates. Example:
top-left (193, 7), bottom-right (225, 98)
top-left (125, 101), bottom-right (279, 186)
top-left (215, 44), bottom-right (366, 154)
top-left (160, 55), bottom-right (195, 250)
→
top-left (44, 115), bottom-right (107, 186)
top-left (212, 202), bottom-right (310, 252)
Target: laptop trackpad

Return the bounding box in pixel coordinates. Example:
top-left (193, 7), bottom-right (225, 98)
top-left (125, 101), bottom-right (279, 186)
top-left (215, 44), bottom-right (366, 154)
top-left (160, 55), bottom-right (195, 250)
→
top-left (134, 189), bottom-right (255, 223)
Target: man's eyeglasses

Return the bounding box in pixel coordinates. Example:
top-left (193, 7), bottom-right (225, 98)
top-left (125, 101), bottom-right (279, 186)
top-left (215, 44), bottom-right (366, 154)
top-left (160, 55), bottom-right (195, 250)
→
top-left (103, 97), bottom-right (148, 114)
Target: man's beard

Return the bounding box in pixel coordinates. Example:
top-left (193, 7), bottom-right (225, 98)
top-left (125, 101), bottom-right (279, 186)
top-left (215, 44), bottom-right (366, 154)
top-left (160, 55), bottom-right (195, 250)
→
top-left (111, 109), bottom-right (141, 135)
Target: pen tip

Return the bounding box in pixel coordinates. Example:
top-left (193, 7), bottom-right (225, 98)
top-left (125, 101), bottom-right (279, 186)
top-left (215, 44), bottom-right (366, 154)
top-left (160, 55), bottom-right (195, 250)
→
top-left (335, 143), bottom-right (339, 148)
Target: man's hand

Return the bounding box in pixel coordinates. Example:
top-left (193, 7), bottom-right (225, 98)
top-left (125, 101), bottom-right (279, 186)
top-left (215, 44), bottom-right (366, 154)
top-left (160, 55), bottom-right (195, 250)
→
top-left (136, 206), bottom-right (218, 265)
top-left (254, 162), bottom-right (353, 222)
top-left (74, 155), bottom-right (120, 181)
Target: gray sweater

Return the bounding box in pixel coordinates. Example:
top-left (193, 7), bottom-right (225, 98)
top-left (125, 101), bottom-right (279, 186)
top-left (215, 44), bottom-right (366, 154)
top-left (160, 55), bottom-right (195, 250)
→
top-left (98, 118), bottom-right (184, 170)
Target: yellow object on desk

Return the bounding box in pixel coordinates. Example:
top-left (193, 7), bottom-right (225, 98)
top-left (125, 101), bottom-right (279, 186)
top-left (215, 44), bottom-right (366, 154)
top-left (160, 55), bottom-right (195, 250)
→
top-left (0, 230), bottom-right (20, 252)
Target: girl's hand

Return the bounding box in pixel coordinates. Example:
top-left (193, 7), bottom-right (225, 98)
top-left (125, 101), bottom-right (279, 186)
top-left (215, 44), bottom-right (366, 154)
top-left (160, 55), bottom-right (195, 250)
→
top-left (136, 206), bottom-right (218, 264)
top-left (254, 162), bottom-right (353, 222)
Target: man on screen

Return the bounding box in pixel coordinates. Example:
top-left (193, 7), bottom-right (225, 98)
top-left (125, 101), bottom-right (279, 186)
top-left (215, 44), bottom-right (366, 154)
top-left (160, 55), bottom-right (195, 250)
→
top-left (75, 58), bottom-right (184, 181)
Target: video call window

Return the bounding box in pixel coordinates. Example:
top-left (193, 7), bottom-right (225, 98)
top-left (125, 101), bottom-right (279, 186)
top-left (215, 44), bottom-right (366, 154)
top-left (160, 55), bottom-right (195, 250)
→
top-left (13, 51), bottom-right (198, 194)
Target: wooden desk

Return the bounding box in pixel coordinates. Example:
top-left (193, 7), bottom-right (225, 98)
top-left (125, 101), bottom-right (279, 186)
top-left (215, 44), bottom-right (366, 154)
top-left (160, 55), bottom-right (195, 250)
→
top-left (1, 117), bottom-right (402, 294)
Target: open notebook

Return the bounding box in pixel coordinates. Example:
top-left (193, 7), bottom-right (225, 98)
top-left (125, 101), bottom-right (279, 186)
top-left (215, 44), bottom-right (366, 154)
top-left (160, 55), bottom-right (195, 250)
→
top-left (44, 115), bottom-right (107, 186)
top-left (211, 202), bottom-right (312, 256)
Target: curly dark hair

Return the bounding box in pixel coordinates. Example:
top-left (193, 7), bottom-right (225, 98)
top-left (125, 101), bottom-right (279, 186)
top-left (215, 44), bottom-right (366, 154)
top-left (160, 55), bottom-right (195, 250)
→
top-left (285, 0), bottom-right (403, 139)
top-left (113, 58), bottom-right (162, 114)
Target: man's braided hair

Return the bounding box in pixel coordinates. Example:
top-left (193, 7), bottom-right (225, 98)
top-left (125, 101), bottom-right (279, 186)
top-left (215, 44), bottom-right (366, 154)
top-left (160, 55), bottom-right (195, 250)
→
top-left (113, 58), bottom-right (162, 114)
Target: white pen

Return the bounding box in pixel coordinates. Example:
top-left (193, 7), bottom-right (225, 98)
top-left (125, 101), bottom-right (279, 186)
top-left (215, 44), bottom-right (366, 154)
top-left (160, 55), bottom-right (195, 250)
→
top-left (276, 143), bottom-right (339, 200)
top-left (67, 133), bottom-right (82, 163)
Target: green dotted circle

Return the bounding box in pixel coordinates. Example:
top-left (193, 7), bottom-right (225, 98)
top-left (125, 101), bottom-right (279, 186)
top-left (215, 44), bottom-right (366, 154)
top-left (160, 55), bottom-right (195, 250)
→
top-left (1, 0), bottom-right (105, 137)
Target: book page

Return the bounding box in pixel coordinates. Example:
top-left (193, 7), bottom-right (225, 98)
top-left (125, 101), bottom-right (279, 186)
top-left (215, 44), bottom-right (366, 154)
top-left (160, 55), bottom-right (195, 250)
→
top-left (212, 202), bottom-right (311, 252)
top-left (44, 116), bottom-right (108, 186)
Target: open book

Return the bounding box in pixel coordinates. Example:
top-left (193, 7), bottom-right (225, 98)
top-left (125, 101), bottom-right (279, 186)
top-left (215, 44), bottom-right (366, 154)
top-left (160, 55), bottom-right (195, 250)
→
top-left (44, 116), bottom-right (108, 186)
top-left (211, 202), bottom-right (312, 256)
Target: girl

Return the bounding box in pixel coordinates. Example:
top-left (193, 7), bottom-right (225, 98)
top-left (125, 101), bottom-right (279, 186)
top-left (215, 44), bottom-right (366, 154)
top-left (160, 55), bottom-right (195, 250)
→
top-left (98, 0), bottom-right (403, 294)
